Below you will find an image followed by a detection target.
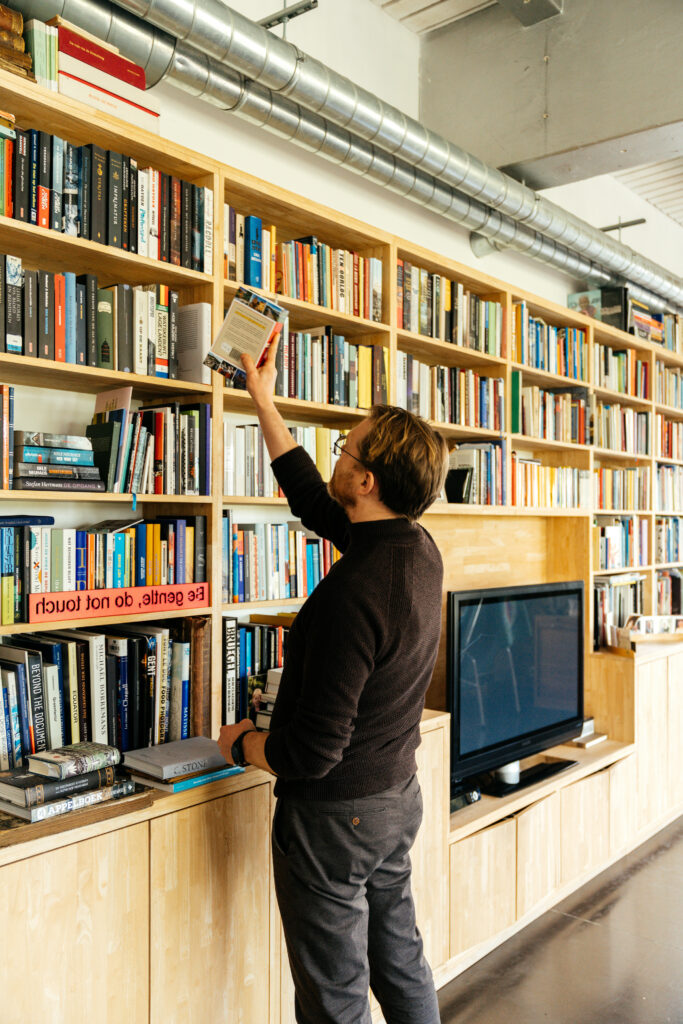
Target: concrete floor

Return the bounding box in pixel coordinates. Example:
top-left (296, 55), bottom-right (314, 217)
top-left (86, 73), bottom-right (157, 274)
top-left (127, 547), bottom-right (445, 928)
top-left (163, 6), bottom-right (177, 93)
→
top-left (438, 816), bottom-right (683, 1024)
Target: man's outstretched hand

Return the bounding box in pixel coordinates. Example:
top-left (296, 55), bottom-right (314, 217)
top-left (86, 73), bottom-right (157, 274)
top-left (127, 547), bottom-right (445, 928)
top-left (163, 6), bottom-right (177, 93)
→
top-left (241, 333), bottom-right (280, 409)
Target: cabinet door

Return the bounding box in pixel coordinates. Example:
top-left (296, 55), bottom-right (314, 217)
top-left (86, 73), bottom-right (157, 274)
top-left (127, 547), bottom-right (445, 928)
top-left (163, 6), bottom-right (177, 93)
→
top-left (560, 770), bottom-right (610, 885)
top-left (668, 652), bottom-right (683, 811)
top-left (609, 755), bottom-right (637, 855)
top-left (150, 784), bottom-right (271, 1024)
top-left (635, 658), bottom-right (669, 831)
top-left (0, 823), bottom-right (149, 1024)
top-left (449, 818), bottom-right (516, 958)
top-left (412, 723), bottom-right (449, 971)
top-left (516, 793), bottom-right (560, 919)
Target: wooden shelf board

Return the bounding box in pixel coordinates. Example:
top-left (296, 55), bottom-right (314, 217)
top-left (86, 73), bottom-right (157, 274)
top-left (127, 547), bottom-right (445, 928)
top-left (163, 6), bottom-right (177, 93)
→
top-left (592, 323), bottom-right (654, 353)
top-left (654, 347), bottom-right (683, 369)
top-left (223, 388), bottom-right (369, 426)
top-left (223, 496), bottom-right (288, 505)
top-left (397, 331), bottom-right (505, 369)
top-left (510, 433), bottom-right (589, 454)
top-left (0, 353), bottom-right (212, 398)
top-left (0, 69), bottom-right (217, 181)
top-left (592, 447), bottom-right (651, 463)
top-left (222, 599), bottom-right (306, 612)
top-left (655, 456), bottom-right (683, 467)
top-left (656, 561), bottom-right (683, 569)
top-left (595, 508), bottom-right (651, 515)
top-left (592, 566), bottom-right (652, 576)
top-left (395, 237), bottom-right (508, 295)
top-left (510, 362), bottom-right (588, 389)
top-left (0, 606), bottom-right (213, 637)
top-left (0, 215), bottom-right (213, 288)
top-left (0, 490), bottom-right (211, 503)
top-left (593, 385), bottom-right (652, 410)
top-left (425, 503), bottom-right (589, 517)
top-left (432, 422), bottom-right (502, 442)
top-left (656, 402), bottom-right (683, 420)
top-left (510, 290), bottom-right (594, 332)
top-left (224, 280), bottom-right (389, 337)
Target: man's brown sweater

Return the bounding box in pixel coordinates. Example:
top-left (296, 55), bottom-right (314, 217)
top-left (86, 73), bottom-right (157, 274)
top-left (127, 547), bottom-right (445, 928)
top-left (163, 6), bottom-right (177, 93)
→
top-left (264, 446), bottom-right (444, 800)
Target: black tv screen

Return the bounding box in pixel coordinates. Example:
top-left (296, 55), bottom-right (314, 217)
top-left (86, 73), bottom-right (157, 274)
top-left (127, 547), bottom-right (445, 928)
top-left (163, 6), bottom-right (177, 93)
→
top-left (447, 581), bottom-right (584, 786)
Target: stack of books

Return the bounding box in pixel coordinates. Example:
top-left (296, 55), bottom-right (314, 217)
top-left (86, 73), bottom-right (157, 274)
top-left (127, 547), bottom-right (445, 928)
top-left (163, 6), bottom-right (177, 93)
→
top-left (249, 666), bottom-right (281, 732)
top-left (13, 430), bottom-right (103, 492)
top-left (0, 742), bottom-right (133, 822)
top-left (124, 735), bottom-right (242, 793)
top-left (0, 5), bottom-right (35, 82)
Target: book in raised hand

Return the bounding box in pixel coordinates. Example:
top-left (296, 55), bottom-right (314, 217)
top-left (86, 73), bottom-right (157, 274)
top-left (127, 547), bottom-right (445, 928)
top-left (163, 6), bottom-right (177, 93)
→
top-left (204, 286), bottom-right (287, 386)
top-left (0, 778), bottom-right (134, 822)
top-left (27, 741), bottom-right (120, 779)
top-left (123, 735), bottom-right (226, 780)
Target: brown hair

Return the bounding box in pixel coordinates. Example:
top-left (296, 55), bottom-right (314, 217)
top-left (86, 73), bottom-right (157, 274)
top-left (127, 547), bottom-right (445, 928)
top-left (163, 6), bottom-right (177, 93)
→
top-left (357, 405), bottom-right (448, 521)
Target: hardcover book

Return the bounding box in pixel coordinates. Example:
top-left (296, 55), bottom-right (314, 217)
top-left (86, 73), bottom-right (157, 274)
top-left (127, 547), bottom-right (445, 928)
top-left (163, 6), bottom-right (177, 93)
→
top-left (123, 735), bottom-right (226, 779)
top-left (26, 741), bottom-right (119, 779)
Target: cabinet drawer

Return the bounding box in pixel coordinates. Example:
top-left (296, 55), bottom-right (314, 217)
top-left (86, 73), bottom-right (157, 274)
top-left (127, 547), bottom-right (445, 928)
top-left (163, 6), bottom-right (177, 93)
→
top-left (449, 817), bottom-right (516, 957)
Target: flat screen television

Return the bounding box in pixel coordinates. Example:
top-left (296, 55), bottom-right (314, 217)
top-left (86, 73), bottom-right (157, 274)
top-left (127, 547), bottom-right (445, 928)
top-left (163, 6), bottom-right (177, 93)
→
top-left (447, 580), bottom-right (584, 798)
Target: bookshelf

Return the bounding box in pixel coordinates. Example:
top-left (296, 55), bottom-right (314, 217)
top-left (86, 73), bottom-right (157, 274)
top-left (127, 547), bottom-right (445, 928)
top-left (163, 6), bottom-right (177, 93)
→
top-left (0, 66), bottom-right (679, 1024)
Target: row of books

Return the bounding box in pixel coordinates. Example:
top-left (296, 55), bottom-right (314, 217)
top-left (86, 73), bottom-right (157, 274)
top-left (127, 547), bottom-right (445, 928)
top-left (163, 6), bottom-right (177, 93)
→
top-left (656, 366), bottom-right (683, 410)
top-left (656, 415), bottom-right (683, 461)
top-left (511, 374), bottom-right (588, 444)
top-left (449, 442), bottom-right (505, 506)
top-left (26, 17), bottom-right (161, 133)
top-left (0, 512), bottom-right (206, 617)
top-left (396, 262), bottom-right (504, 356)
top-left (273, 237), bottom-right (383, 323)
top-left (593, 573), bottom-right (645, 648)
top-left (222, 615), bottom-right (290, 725)
top-left (655, 517), bottom-right (682, 566)
top-left (271, 330), bottom-right (389, 409)
top-left (511, 455), bottom-right (590, 509)
top-left (0, 382), bottom-right (13, 488)
top-left (0, 119), bottom-right (212, 269)
top-left (0, 5), bottom-right (33, 83)
top-left (223, 424), bottom-right (339, 499)
top-left (221, 513), bottom-right (340, 605)
top-left (594, 466), bottom-right (650, 512)
top-left (512, 301), bottom-right (587, 380)
top-left (245, 666), bottom-right (281, 732)
top-left (657, 465), bottom-right (683, 511)
top-left (594, 516), bottom-right (649, 571)
top-left (0, 256), bottom-right (192, 381)
top-left (656, 569), bottom-right (682, 615)
top-left (593, 403), bottom-right (650, 456)
top-left (396, 352), bottom-right (504, 430)
top-left (594, 343), bottom-right (649, 399)
top-left (0, 616), bottom-right (211, 774)
top-left (223, 207), bottom-right (274, 291)
top-left (90, 388), bottom-right (211, 496)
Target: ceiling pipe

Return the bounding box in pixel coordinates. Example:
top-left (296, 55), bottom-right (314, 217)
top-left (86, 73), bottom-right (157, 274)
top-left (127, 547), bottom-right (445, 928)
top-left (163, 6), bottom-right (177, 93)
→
top-left (93, 0), bottom-right (683, 309)
top-left (9, 0), bottom-right (671, 310)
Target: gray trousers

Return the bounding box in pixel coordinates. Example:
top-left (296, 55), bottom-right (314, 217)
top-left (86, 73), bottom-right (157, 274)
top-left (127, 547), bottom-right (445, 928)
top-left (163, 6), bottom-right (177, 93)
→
top-left (272, 774), bottom-right (441, 1024)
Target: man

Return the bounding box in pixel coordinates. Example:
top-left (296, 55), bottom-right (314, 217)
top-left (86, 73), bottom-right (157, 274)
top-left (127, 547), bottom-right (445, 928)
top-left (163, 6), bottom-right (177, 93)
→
top-left (218, 337), bottom-right (448, 1024)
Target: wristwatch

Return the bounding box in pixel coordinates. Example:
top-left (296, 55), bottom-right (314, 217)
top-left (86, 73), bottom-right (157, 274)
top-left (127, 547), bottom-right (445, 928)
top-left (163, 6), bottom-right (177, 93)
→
top-left (231, 730), bottom-right (250, 767)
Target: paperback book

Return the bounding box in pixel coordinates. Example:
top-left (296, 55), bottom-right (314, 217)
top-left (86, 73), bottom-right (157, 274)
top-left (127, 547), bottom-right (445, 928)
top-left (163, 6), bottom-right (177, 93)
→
top-left (204, 286), bottom-right (287, 385)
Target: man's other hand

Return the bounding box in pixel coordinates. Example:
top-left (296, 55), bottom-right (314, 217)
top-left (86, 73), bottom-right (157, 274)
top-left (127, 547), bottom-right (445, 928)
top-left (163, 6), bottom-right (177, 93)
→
top-left (218, 719), bottom-right (257, 765)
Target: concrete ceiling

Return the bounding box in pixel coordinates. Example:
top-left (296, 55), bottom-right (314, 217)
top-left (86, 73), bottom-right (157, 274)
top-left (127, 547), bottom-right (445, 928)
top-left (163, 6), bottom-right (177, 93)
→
top-left (370, 0), bottom-right (495, 34)
top-left (616, 159), bottom-right (683, 230)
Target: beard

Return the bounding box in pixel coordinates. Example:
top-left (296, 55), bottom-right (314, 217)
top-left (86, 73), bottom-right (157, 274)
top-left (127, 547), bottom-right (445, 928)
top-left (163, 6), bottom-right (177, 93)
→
top-left (328, 463), bottom-right (357, 513)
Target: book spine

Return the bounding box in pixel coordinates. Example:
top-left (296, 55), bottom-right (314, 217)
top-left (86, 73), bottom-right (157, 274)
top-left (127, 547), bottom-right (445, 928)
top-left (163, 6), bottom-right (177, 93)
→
top-left (37, 130), bottom-right (50, 229)
top-left (159, 171), bottom-right (170, 262)
top-left (121, 154), bottom-right (130, 251)
top-left (89, 144), bottom-right (106, 245)
top-left (27, 779), bottom-right (134, 821)
top-left (24, 764), bottom-right (118, 807)
top-left (50, 135), bottom-right (63, 232)
top-left (129, 157), bottom-right (138, 254)
top-left (79, 143), bottom-right (91, 240)
top-left (4, 255), bottom-right (22, 355)
top-left (180, 179), bottom-right (192, 269)
top-left (107, 150), bottom-right (122, 247)
top-left (12, 128), bottom-right (28, 221)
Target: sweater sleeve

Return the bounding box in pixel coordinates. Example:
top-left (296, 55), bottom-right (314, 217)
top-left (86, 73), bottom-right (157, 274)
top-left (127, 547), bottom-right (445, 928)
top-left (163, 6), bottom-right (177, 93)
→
top-left (264, 584), bottom-right (379, 780)
top-left (271, 445), bottom-right (350, 552)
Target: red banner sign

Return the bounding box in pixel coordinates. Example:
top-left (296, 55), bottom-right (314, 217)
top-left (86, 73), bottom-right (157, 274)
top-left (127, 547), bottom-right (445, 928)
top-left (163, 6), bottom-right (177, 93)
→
top-left (28, 582), bottom-right (210, 622)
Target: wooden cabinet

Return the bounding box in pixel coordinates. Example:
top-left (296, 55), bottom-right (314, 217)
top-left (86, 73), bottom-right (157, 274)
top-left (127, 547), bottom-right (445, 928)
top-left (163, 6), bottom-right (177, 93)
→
top-left (635, 657), bottom-right (669, 832)
top-left (0, 823), bottom-right (149, 1024)
top-left (449, 818), bottom-right (516, 957)
top-left (609, 754), bottom-right (637, 856)
top-left (149, 784), bottom-right (272, 1024)
top-left (560, 770), bottom-right (610, 885)
top-left (668, 651), bottom-right (683, 811)
top-left (516, 793), bottom-right (560, 918)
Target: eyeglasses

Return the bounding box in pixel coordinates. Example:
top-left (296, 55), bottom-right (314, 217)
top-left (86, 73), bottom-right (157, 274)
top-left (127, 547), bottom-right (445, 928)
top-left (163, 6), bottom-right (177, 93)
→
top-left (332, 434), bottom-right (364, 466)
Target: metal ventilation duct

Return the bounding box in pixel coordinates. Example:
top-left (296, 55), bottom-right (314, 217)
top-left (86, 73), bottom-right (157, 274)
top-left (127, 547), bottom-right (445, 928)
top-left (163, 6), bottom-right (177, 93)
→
top-left (9, 0), bottom-right (676, 310)
top-left (96, 0), bottom-right (683, 308)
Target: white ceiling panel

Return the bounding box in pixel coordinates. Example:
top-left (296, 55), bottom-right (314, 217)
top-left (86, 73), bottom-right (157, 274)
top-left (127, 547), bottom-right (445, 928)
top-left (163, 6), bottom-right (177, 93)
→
top-left (371, 0), bottom-right (496, 33)
top-left (617, 159), bottom-right (683, 229)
